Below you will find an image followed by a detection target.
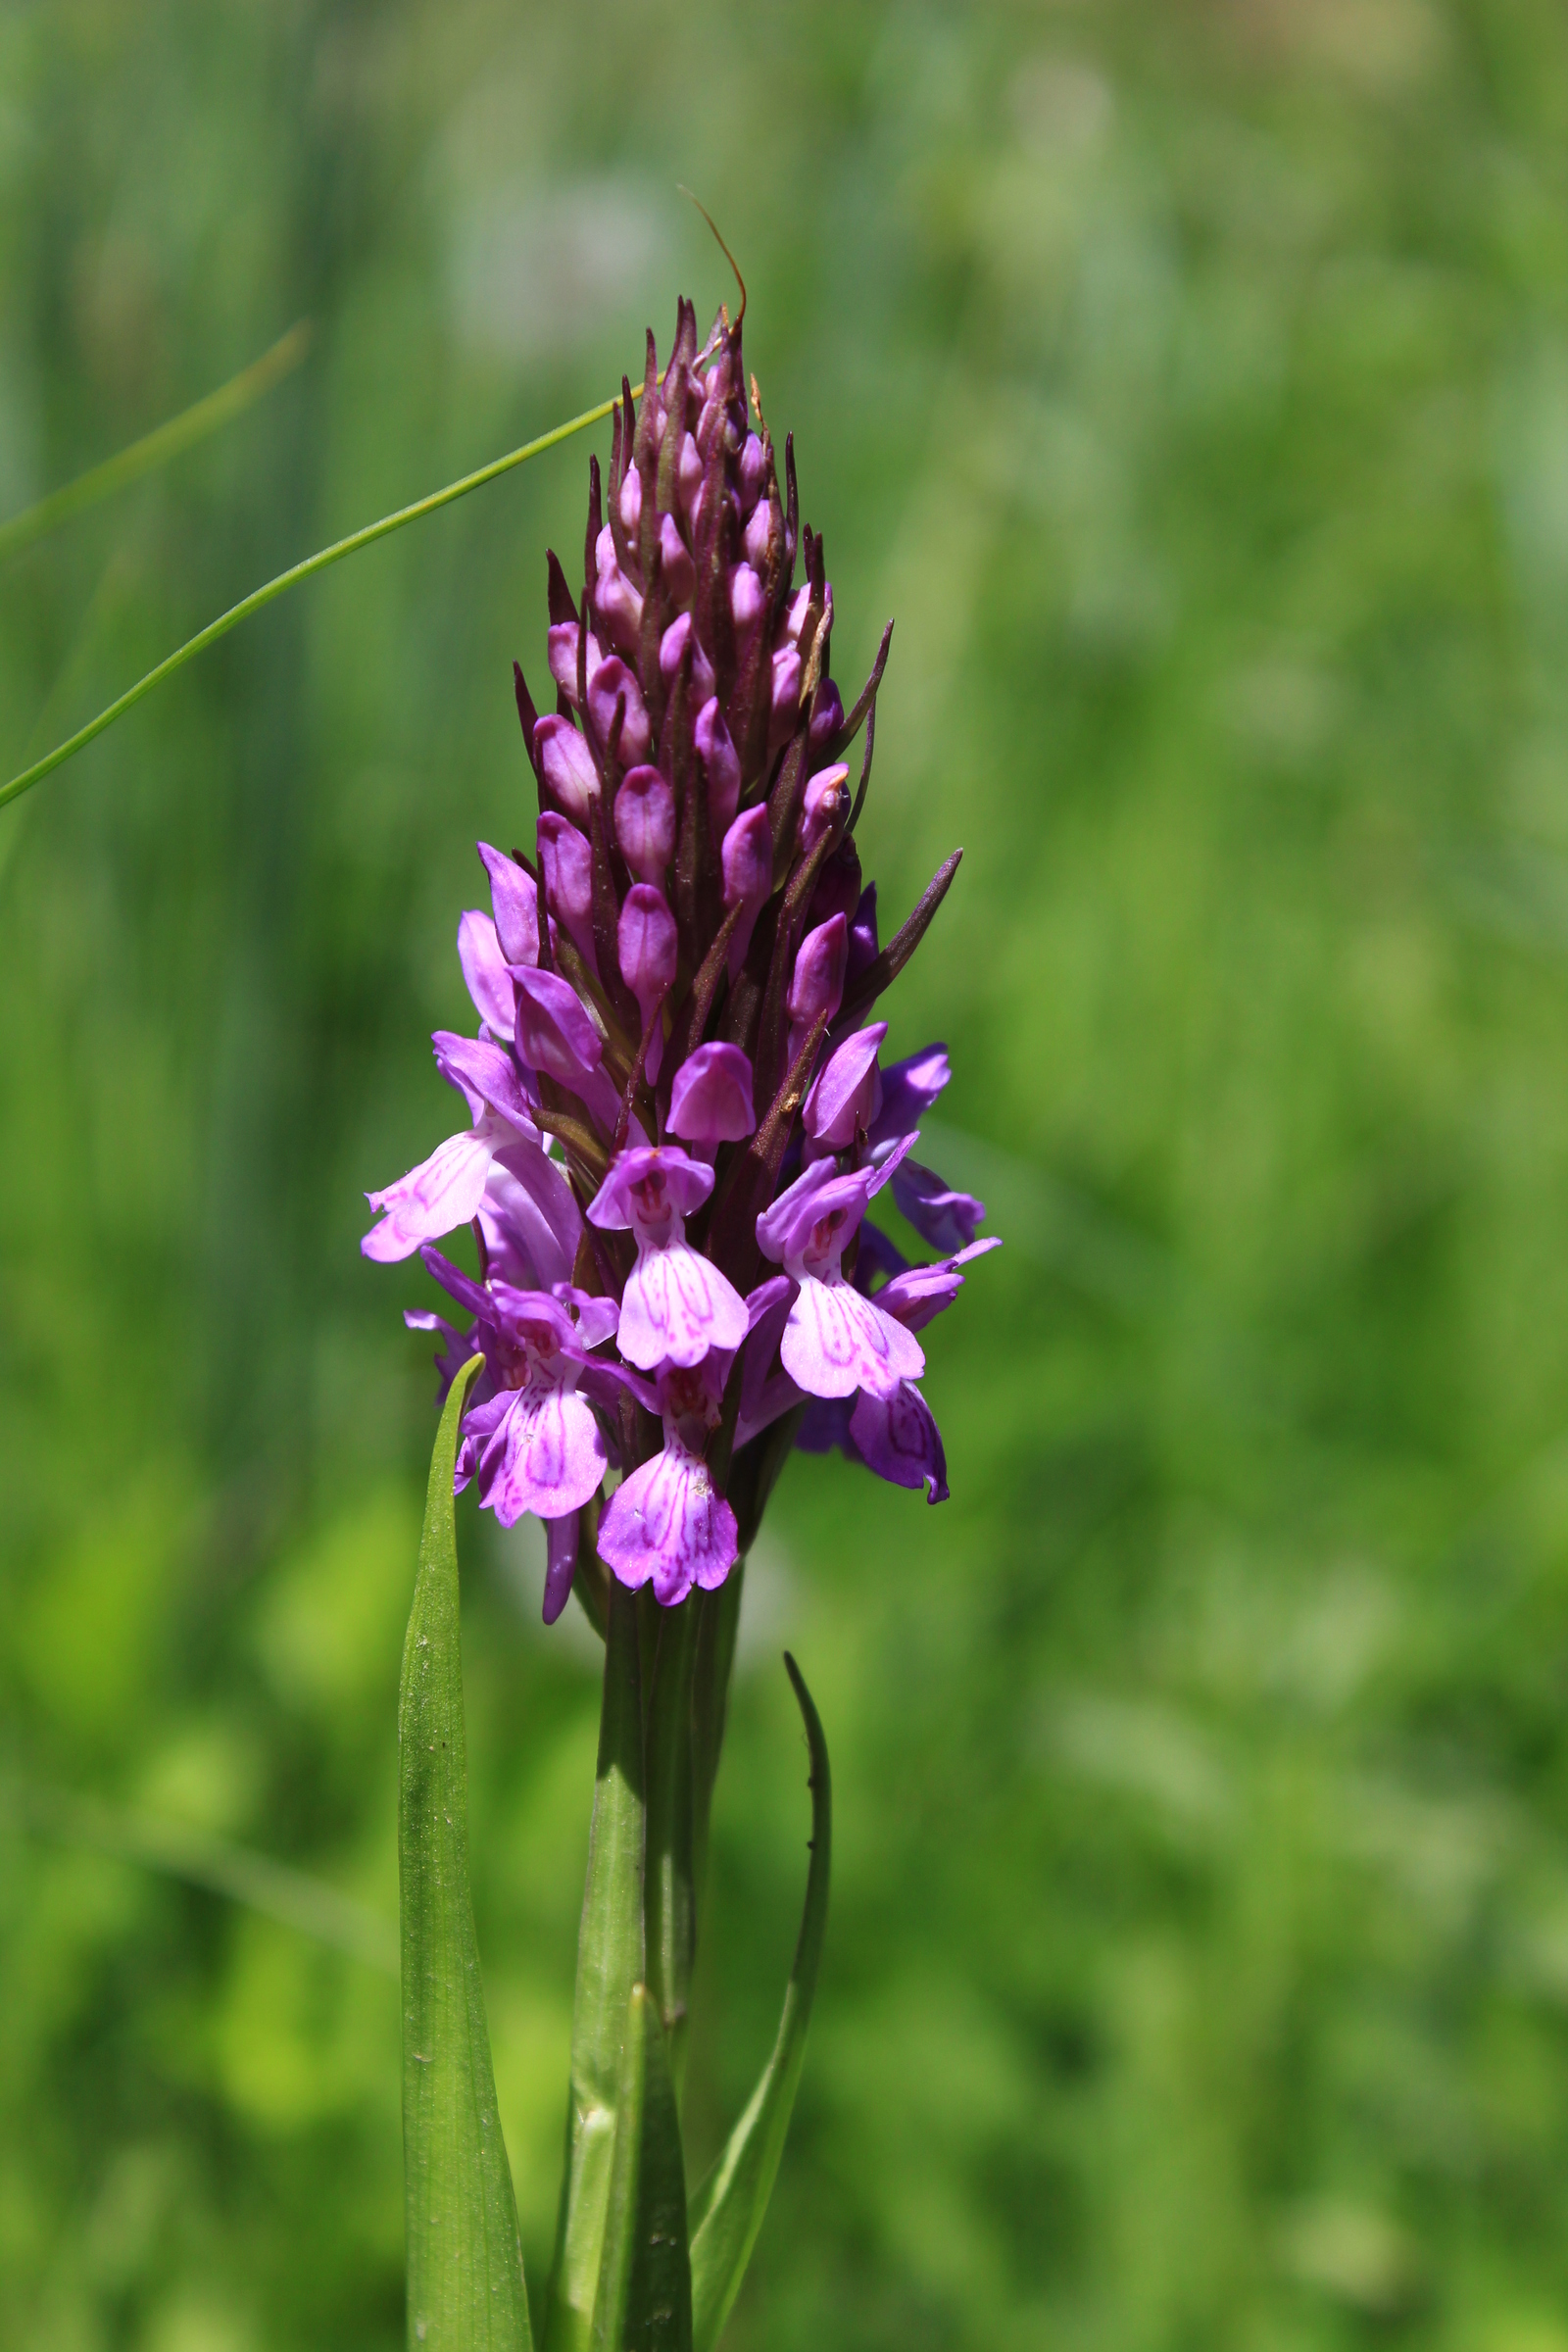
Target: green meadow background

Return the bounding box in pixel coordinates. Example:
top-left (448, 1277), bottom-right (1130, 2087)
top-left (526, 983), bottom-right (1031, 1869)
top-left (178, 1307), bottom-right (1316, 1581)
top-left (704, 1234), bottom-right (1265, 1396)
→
top-left (7, 3), bottom-right (1568, 2346)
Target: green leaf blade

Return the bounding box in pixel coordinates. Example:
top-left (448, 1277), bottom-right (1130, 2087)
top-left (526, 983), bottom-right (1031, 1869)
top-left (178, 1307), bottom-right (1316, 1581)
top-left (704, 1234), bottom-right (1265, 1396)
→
top-left (400, 1355), bottom-right (532, 2352)
top-left (687, 1653), bottom-right (831, 2352)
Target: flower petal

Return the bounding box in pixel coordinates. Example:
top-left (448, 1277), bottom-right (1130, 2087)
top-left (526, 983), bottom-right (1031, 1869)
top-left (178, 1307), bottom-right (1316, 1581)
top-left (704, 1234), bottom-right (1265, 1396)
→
top-left (542, 1512), bottom-right (580, 1624)
top-left (481, 1143), bottom-right (582, 1292)
top-left (457, 910), bottom-right (515, 1039)
top-left (617, 1242), bottom-right (749, 1369)
top-left (477, 1387), bottom-right (607, 1525)
top-left (780, 1273), bottom-right (925, 1399)
top-left (849, 1382), bottom-right (949, 1502)
top-left (598, 1445), bottom-right (739, 1605)
top-left (890, 1158), bottom-right (985, 1254)
top-left (363, 1130), bottom-right (492, 1260)
top-left (433, 1034), bottom-right (538, 1136)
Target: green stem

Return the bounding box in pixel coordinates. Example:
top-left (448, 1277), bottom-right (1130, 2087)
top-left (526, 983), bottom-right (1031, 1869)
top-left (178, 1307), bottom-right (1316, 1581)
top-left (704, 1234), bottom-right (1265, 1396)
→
top-left (545, 1580), bottom-right (647, 2352)
top-left (0, 385), bottom-right (624, 814)
top-left (689, 1571), bottom-right (744, 1949)
top-left (644, 1598), bottom-right (699, 2096)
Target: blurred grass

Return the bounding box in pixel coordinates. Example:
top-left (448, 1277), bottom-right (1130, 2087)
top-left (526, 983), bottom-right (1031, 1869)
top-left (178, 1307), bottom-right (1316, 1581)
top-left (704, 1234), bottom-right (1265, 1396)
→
top-left (7, 3), bottom-right (1568, 2348)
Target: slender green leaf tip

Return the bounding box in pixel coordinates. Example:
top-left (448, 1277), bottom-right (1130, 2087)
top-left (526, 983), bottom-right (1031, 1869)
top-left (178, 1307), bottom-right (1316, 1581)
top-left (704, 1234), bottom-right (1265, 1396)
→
top-left (400, 1354), bottom-right (533, 2352)
top-left (0, 385), bottom-right (625, 815)
top-left (686, 1652), bottom-right (832, 2352)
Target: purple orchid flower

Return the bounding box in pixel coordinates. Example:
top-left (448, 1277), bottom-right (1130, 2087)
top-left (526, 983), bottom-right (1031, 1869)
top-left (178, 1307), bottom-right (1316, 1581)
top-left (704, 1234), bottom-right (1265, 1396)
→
top-left (597, 1354), bottom-right (739, 1606)
top-left (588, 1146), bottom-right (749, 1370)
top-left (791, 1236), bottom-right (1002, 1500)
top-left (362, 1034), bottom-right (542, 1263)
top-left (756, 1154), bottom-right (925, 1399)
top-left (369, 294), bottom-right (995, 1616)
top-left (420, 1249), bottom-right (622, 1621)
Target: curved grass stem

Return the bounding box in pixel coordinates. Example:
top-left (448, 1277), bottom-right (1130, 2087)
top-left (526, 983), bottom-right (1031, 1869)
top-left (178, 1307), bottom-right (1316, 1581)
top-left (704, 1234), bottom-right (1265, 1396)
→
top-left (0, 385), bottom-right (627, 815)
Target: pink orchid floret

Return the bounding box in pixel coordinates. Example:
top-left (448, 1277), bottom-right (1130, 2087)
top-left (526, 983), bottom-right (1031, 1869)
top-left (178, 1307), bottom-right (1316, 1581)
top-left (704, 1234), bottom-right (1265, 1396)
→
top-left (756, 1157), bottom-right (925, 1400)
top-left (361, 1034), bottom-right (544, 1264)
top-left (588, 1145), bottom-right (749, 1370)
top-left (597, 1355), bottom-right (739, 1605)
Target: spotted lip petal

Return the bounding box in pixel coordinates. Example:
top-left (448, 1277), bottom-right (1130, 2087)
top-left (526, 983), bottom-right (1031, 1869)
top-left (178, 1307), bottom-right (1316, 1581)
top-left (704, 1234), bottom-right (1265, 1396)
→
top-left (618, 1241), bottom-right (750, 1370)
top-left (597, 1440), bottom-right (738, 1606)
top-left (475, 1383), bottom-right (607, 1527)
top-left (779, 1271), bottom-right (925, 1400)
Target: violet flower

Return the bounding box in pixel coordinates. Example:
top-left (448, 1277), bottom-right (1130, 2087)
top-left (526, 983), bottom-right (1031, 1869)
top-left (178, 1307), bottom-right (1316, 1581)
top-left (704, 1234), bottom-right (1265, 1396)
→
top-left (365, 295), bottom-right (998, 1622)
top-left (597, 1354), bottom-right (740, 1605)
top-left (587, 1144), bottom-right (749, 1369)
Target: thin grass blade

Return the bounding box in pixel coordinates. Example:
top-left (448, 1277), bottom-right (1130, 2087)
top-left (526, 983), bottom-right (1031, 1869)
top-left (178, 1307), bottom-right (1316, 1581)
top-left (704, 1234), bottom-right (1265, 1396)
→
top-left (687, 1654), bottom-right (831, 2352)
top-left (400, 1354), bottom-right (532, 2352)
top-left (0, 386), bottom-right (627, 813)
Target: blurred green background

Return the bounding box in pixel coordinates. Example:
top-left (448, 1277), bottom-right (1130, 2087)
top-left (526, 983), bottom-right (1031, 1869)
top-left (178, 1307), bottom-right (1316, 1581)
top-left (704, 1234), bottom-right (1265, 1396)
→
top-left (7, 2), bottom-right (1568, 2346)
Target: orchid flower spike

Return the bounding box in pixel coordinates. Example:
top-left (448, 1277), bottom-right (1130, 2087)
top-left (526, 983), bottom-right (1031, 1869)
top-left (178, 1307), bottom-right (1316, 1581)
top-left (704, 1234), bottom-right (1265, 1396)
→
top-left (365, 293), bottom-right (997, 1620)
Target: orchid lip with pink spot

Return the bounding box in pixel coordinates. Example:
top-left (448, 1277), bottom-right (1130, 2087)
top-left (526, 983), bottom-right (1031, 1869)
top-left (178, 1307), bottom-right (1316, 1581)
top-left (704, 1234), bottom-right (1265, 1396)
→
top-left (588, 1146), bottom-right (748, 1370)
top-left (757, 1159), bottom-right (926, 1401)
top-left (597, 1356), bottom-right (739, 1605)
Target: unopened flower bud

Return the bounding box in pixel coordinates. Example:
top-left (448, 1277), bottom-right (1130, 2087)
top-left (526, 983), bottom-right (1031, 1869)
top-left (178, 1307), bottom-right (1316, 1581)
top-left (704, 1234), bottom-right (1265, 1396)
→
top-left (769, 643), bottom-right (803, 749)
top-left (548, 619), bottom-right (603, 708)
top-left (659, 511), bottom-right (696, 606)
top-left (781, 583), bottom-right (811, 646)
top-left (594, 527), bottom-right (643, 652)
top-left (808, 678), bottom-right (844, 759)
top-left (588, 657), bottom-right (650, 767)
top-left (614, 764), bottom-right (675, 883)
top-left (799, 762), bottom-right (851, 858)
top-left (668, 1041), bottom-right (758, 1145)
top-left (618, 466), bottom-right (641, 536)
top-left (537, 812), bottom-right (598, 976)
top-left (617, 884), bottom-right (677, 1079)
top-left (661, 612), bottom-right (715, 706)
top-left (786, 911), bottom-right (848, 1068)
top-left (744, 501), bottom-right (772, 568)
top-left (534, 714), bottom-right (600, 821)
top-left (677, 430), bottom-right (703, 516)
top-left (696, 698), bottom-right (742, 835)
top-left (721, 805), bottom-right (772, 977)
top-left (731, 563), bottom-right (765, 642)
